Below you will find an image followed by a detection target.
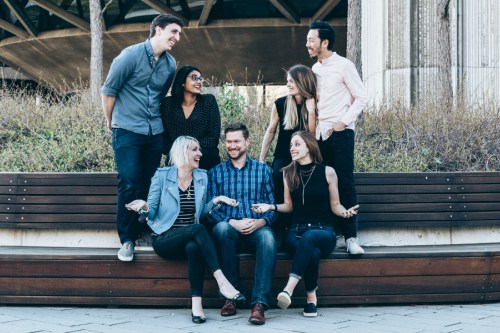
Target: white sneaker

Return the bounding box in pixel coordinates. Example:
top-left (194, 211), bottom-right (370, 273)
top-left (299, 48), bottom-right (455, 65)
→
top-left (117, 241), bottom-right (135, 261)
top-left (346, 237), bottom-right (364, 255)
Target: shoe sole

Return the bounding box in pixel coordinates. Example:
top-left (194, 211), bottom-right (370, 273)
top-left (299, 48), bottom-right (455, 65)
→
top-left (277, 292), bottom-right (291, 309)
top-left (346, 247), bottom-right (365, 255)
top-left (221, 311), bottom-right (237, 317)
top-left (117, 254), bottom-right (134, 262)
top-left (303, 312), bottom-right (318, 317)
top-left (249, 319), bottom-right (265, 325)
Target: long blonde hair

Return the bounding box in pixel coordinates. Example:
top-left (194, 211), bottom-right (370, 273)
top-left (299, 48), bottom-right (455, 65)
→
top-left (283, 65), bottom-right (317, 130)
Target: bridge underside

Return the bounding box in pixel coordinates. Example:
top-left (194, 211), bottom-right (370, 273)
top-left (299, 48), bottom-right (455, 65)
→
top-left (0, 0), bottom-right (347, 89)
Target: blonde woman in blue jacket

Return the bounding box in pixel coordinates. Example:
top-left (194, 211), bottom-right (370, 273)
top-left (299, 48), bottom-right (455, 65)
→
top-left (126, 136), bottom-right (245, 324)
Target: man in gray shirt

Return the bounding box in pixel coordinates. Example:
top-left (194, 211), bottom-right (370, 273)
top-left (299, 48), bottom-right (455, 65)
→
top-left (101, 14), bottom-right (183, 261)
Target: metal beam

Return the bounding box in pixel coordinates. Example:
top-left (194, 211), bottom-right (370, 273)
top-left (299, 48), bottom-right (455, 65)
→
top-left (60, 0), bottom-right (75, 11)
top-left (141, 0), bottom-right (187, 24)
top-left (30, 0), bottom-right (90, 31)
top-left (312, 0), bottom-right (342, 21)
top-left (198, 0), bottom-right (215, 26)
top-left (3, 0), bottom-right (38, 37)
top-left (112, 0), bottom-right (138, 26)
top-left (269, 0), bottom-right (300, 23)
top-left (177, 0), bottom-right (192, 19)
top-left (0, 18), bottom-right (30, 39)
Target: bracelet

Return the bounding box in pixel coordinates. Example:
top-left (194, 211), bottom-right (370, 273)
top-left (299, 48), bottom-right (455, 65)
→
top-left (274, 204), bottom-right (278, 212)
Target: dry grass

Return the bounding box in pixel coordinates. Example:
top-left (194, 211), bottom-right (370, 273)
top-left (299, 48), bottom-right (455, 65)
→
top-left (0, 84), bottom-right (498, 172)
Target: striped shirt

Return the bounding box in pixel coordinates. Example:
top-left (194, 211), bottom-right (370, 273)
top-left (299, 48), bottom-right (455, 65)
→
top-left (207, 156), bottom-right (277, 225)
top-left (172, 183), bottom-right (195, 227)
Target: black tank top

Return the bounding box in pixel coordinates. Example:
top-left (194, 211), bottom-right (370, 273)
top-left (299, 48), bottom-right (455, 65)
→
top-left (274, 96), bottom-right (304, 161)
top-left (290, 163), bottom-right (335, 226)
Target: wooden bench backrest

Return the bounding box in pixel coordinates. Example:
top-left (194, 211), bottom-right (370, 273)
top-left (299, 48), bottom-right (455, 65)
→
top-left (1, 172), bottom-right (499, 229)
top-left (356, 172), bottom-right (500, 228)
top-left (0, 173), bottom-right (117, 229)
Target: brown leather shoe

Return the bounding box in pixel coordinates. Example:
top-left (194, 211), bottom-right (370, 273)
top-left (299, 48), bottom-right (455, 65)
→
top-left (249, 303), bottom-right (266, 325)
top-left (221, 300), bottom-right (237, 316)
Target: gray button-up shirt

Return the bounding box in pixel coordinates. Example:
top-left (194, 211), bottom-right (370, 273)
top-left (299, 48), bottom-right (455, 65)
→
top-left (101, 39), bottom-right (176, 135)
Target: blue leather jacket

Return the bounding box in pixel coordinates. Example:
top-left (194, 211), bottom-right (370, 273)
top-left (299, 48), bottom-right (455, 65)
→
top-left (144, 166), bottom-right (216, 234)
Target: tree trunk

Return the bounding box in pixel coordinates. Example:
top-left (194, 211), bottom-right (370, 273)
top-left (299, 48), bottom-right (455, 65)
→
top-left (347, 0), bottom-right (362, 79)
top-left (437, 0), bottom-right (453, 105)
top-left (89, 0), bottom-right (104, 105)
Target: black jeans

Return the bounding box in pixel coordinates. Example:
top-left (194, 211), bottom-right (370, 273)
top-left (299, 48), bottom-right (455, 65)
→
top-left (112, 128), bottom-right (163, 244)
top-left (152, 224), bottom-right (220, 297)
top-left (318, 129), bottom-right (358, 239)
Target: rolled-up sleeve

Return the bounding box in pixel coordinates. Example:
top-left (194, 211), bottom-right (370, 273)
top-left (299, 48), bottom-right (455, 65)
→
top-left (261, 167), bottom-right (277, 225)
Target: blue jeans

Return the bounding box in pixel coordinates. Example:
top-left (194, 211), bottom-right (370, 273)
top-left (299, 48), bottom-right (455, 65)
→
top-left (318, 129), bottom-right (358, 239)
top-left (152, 224), bottom-right (220, 297)
top-left (212, 222), bottom-right (277, 308)
top-left (284, 224), bottom-right (336, 292)
top-left (112, 128), bottom-right (163, 244)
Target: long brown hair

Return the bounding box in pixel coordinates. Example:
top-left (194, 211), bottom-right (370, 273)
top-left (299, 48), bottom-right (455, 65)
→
top-left (283, 65), bottom-right (317, 130)
top-left (282, 131), bottom-right (323, 191)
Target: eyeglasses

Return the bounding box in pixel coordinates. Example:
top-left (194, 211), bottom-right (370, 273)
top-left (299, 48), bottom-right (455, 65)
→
top-left (190, 74), bottom-right (205, 83)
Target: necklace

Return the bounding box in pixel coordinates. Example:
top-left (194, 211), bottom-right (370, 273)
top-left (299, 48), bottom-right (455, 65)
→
top-left (299, 165), bottom-right (315, 205)
top-left (178, 177), bottom-right (193, 199)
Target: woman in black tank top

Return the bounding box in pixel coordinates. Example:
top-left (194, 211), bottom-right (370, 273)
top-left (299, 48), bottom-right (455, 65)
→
top-left (259, 65), bottom-right (318, 207)
top-left (252, 132), bottom-right (359, 317)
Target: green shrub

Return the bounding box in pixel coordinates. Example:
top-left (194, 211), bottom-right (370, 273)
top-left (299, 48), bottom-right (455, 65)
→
top-left (0, 85), bottom-right (498, 172)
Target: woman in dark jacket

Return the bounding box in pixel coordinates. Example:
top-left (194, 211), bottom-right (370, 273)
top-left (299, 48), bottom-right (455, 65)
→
top-left (160, 65), bottom-right (221, 171)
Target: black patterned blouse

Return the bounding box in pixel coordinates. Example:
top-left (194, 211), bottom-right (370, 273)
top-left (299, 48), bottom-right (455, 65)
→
top-left (160, 94), bottom-right (221, 154)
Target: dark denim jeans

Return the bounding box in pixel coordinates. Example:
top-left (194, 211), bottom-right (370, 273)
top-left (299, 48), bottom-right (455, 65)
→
top-left (112, 128), bottom-right (163, 244)
top-left (284, 224), bottom-right (336, 292)
top-left (212, 222), bottom-right (277, 308)
top-left (152, 224), bottom-right (220, 297)
top-left (318, 129), bottom-right (358, 239)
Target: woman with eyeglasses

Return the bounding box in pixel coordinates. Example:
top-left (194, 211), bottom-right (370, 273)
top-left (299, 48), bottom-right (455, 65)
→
top-left (160, 65), bottom-right (221, 170)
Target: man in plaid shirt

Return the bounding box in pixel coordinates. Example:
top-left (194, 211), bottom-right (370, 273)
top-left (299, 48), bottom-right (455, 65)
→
top-left (207, 123), bottom-right (277, 325)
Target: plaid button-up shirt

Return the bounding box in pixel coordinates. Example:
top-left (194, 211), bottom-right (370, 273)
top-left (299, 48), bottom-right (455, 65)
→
top-left (207, 156), bottom-right (277, 225)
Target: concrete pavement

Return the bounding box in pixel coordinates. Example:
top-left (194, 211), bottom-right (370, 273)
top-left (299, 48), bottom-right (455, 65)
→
top-left (1, 302), bottom-right (500, 333)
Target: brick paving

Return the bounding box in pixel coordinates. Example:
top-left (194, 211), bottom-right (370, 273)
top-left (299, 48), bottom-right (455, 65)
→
top-left (1, 303), bottom-right (499, 333)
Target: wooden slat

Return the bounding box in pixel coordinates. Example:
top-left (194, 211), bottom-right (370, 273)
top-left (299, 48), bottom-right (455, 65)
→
top-left (0, 172), bottom-right (17, 187)
top-left (17, 173), bottom-right (117, 186)
top-left (0, 277), bottom-right (204, 297)
top-left (358, 193), bottom-right (500, 203)
top-left (14, 214), bottom-right (116, 223)
top-left (15, 205), bottom-right (116, 214)
top-left (0, 293), bottom-right (489, 306)
top-left (0, 222), bottom-right (115, 229)
top-left (0, 186), bottom-right (16, 195)
top-left (356, 184), bottom-right (500, 194)
top-left (0, 260), bottom-right (189, 278)
top-left (358, 202), bottom-right (499, 212)
top-left (17, 195), bottom-right (116, 204)
top-left (16, 186), bottom-right (117, 195)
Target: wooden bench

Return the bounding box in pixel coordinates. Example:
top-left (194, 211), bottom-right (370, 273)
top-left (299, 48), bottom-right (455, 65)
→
top-left (1, 171), bottom-right (499, 306)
